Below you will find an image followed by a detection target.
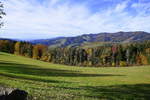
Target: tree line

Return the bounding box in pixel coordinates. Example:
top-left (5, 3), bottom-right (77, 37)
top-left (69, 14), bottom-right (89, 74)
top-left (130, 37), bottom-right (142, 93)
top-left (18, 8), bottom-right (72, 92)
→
top-left (1, 39), bottom-right (150, 67)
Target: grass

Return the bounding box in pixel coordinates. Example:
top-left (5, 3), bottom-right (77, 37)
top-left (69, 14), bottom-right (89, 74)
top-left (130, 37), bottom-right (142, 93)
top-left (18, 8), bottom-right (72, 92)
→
top-left (0, 52), bottom-right (150, 100)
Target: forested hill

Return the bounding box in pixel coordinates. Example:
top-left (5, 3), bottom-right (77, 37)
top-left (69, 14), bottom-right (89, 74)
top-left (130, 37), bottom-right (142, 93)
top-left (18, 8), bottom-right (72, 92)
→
top-left (30, 31), bottom-right (150, 48)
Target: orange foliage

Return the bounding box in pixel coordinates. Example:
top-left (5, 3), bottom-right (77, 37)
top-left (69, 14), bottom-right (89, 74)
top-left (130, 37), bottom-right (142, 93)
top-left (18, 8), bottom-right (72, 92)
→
top-left (136, 54), bottom-right (148, 65)
top-left (32, 44), bottom-right (47, 60)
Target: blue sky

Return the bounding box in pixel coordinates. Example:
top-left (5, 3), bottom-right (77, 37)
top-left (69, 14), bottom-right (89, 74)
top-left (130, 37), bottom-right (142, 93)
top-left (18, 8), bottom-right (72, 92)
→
top-left (0, 0), bottom-right (150, 40)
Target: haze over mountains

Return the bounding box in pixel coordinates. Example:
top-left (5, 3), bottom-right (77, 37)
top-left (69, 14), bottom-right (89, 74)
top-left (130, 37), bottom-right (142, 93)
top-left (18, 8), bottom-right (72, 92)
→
top-left (30, 31), bottom-right (150, 48)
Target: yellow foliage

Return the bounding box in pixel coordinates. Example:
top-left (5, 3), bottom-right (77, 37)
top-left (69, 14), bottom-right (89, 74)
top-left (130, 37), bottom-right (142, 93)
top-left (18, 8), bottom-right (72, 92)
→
top-left (86, 48), bottom-right (93, 56)
top-left (145, 48), bottom-right (150, 57)
top-left (112, 62), bottom-right (115, 66)
top-left (141, 55), bottom-right (148, 65)
top-left (146, 48), bottom-right (150, 53)
top-left (119, 61), bottom-right (127, 66)
top-left (41, 56), bottom-right (48, 61)
top-left (136, 54), bottom-right (148, 65)
top-left (14, 42), bottom-right (21, 55)
top-left (32, 46), bottom-right (39, 59)
top-left (88, 61), bottom-right (92, 66)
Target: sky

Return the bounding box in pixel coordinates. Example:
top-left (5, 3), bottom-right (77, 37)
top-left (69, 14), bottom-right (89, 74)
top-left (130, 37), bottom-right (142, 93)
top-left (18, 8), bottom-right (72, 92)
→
top-left (0, 0), bottom-right (150, 40)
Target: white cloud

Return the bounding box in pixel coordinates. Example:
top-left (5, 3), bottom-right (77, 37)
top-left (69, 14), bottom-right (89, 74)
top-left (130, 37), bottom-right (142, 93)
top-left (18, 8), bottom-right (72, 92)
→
top-left (131, 2), bottom-right (150, 15)
top-left (114, 0), bottom-right (128, 12)
top-left (0, 0), bottom-right (150, 39)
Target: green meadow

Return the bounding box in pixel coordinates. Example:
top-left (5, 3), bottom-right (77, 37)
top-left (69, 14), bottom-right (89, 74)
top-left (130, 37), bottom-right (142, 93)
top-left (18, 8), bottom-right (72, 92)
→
top-left (0, 52), bottom-right (150, 100)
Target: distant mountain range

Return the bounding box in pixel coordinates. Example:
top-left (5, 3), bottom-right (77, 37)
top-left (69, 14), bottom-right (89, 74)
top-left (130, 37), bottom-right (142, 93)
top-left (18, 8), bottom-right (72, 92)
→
top-left (1, 31), bottom-right (150, 48)
top-left (30, 31), bottom-right (150, 48)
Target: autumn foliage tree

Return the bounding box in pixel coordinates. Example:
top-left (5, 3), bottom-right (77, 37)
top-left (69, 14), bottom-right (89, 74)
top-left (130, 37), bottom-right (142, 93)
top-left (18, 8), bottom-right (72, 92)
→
top-left (0, 40), bottom-right (15, 53)
top-left (1, 38), bottom-right (150, 67)
top-left (14, 42), bottom-right (21, 55)
top-left (32, 44), bottom-right (47, 60)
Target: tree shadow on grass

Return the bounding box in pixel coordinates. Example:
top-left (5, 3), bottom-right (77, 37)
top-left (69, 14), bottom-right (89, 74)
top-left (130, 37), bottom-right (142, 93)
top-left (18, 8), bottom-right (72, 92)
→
top-left (19, 84), bottom-right (150, 100)
top-left (0, 73), bottom-right (70, 84)
top-left (53, 84), bottom-right (150, 100)
top-left (79, 84), bottom-right (150, 100)
top-left (0, 61), bottom-right (124, 77)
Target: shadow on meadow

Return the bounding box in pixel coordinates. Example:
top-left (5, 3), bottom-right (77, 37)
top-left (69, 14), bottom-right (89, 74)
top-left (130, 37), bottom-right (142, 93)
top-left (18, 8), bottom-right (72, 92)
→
top-left (0, 60), bottom-right (124, 84)
top-left (0, 61), bottom-right (124, 78)
top-left (81, 84), bottom-right (150, 100)
top-left (0, 73), bottom-right (71, 84)
top-left (0, 61), bottom-right (150, 100)
top-left (22, 83), bottom-right (150, 100)
top-left (55, 84), bottom-right (150, 100)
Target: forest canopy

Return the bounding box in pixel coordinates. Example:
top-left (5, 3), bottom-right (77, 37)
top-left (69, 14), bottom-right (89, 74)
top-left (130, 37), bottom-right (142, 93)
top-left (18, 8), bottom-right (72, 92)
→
top-left (1, 40), bottom-right (150, 67)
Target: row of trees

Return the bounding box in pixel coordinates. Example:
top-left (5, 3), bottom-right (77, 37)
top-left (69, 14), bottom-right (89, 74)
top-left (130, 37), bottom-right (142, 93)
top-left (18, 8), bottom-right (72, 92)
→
top-left (45, 42), bottom-right (150, 67)
top-left (1, 39), bottom-right (150, 67)
top-left (0, 40), bottom-right (48, 59)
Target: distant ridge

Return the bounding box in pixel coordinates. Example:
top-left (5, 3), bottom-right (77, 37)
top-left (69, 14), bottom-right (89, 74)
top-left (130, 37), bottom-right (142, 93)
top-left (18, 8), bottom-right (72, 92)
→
top-left (1, 31), bottom-right (150, 48)
top-left (29, 31), bottom-right (150, 48)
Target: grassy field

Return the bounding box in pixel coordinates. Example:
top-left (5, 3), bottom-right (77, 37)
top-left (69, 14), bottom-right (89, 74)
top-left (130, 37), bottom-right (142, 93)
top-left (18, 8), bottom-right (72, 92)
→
top-left (0, 52), bottom-right (150, 100)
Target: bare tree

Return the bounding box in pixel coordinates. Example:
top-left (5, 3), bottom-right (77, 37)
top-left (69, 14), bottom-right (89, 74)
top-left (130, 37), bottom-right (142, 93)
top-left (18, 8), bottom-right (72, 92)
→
top-left (0, 2), bottom-right (6, 28)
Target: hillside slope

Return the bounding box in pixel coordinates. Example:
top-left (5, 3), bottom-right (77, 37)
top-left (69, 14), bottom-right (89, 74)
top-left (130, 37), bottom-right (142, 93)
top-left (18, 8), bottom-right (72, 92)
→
top-left (0, 52), bottom-right (150, 100)
top-left (30, 31), bottom-right (150, 48)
